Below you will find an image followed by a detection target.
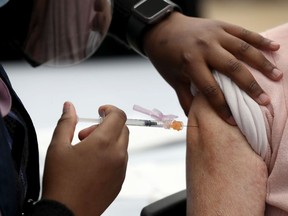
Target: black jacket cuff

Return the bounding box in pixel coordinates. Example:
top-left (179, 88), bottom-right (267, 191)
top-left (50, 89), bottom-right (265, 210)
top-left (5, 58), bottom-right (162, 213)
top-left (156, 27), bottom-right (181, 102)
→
top-left (27, 199), bottom-right (74, 216)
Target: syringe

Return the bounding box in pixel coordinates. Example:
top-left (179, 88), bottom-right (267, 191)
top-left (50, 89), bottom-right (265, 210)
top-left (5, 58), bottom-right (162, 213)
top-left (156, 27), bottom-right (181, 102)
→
top-left (78, 117), bottom-right (186, 131)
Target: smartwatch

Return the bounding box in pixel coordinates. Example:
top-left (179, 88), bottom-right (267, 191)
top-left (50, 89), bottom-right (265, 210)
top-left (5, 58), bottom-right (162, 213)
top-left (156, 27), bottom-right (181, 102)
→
top-left (127, 0), bottom-right (181, 56)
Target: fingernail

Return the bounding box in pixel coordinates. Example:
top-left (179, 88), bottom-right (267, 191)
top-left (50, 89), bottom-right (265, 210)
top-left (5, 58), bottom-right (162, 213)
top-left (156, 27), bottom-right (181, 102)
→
top-left (257, 93), bottom-right (270, 105)
top-left (63, 101), bottom-right (71, 113)
top-left (227, 115), bottom-right (237, 126)
top-left (99, 110), bottom-right (106, 118)
top-left (269, 41), bottom-right (280, 49)
top-left (272, 68), bottom-right (283, 79)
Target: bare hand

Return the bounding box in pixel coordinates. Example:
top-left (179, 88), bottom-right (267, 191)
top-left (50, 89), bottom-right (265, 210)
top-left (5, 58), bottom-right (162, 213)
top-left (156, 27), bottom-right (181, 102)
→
top-left (143, 12), bottom-right (282, 124)
top-left (41, 102), bottom-right (129, 216)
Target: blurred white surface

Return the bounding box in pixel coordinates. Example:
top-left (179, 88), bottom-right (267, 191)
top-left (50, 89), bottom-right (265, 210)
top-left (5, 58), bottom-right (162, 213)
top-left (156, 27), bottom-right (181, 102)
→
top-left (3, 57), bottom-right (187, 215)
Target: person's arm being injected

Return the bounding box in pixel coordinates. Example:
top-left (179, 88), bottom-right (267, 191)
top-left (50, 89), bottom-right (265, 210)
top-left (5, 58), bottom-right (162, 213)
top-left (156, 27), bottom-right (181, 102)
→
top-left (109, 0), bottom-right (282, 124)
top-left (142, 12), bottom-right (282, 124)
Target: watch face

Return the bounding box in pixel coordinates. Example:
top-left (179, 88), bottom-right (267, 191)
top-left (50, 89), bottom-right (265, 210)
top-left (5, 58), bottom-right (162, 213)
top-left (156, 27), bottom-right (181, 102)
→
top-left (134, 0), bottom-right (171, 19)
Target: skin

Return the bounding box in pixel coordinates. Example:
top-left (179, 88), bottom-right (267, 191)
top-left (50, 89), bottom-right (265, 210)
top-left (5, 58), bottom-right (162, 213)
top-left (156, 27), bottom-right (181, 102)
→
top-left (186, 94), bottom-right (268, 215)
top-left (41, 102), bottom-right (129, 216)
top-left (143, 12), bottom-right (282, 124)
top-left (2, 2), bottom-right (279, 216)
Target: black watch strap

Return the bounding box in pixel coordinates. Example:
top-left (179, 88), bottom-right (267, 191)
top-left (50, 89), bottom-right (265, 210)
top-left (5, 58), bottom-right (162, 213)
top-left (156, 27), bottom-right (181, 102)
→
top-left (127, 0), bottom-right (181, 57)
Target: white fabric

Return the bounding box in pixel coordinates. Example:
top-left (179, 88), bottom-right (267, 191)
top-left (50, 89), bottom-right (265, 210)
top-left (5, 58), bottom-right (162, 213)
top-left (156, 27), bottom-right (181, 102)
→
top-left (191, 71), bottom-right (268, 158)
top-left (0, 0), bottom-right (9, 7)
top-left (214, 71), bottom-right (268, 158)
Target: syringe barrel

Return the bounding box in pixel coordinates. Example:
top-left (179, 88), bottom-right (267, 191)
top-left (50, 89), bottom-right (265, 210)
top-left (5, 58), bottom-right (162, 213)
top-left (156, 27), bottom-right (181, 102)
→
top-left (125, 119), bottom-right (164, 127)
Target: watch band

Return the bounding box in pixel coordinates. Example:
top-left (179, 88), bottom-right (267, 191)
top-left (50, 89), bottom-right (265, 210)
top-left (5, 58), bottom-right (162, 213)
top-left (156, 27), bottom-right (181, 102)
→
top-left (126, 0), bottom-right (181, 57)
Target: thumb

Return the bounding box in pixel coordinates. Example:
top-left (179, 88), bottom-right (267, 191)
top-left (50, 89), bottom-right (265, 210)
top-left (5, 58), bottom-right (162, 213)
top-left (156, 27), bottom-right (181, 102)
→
top-left (50, 101), bottom-right (77, 147)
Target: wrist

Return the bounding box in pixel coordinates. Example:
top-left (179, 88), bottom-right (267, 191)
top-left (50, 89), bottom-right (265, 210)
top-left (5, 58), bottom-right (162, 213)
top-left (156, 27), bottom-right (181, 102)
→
top-left (126, 0), bottom-right (182, 57)
top-left (142, 11), bottom-right (181, 57)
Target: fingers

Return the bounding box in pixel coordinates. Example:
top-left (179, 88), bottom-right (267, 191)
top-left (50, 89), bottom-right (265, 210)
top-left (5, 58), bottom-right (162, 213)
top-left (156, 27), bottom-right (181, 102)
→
top-left (222, 24), bottom-right (283, 81)
top-left (98, 105), bottom-right (128, 139)
top-left (43, 104), bottom-right (129, 216)
top-left (185, 60), bottom-right (236, 125)
top-left (78, 125), bottom-right (97, 141)
top-left (82, 105), bottom-right (129, 150)
top-left (224, 23), bottom-right (280, 51)
top-left (50, 101), bottom-right (78, 147)
top-left (209, 47), bottom-right (271, 105)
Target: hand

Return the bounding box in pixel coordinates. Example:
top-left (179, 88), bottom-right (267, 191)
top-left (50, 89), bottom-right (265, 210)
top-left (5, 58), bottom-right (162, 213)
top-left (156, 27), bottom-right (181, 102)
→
top-left (143, 12), bottom-right (282, 124)
top-left (41, 102), bottom-right (129, 216)
top-left (186, 94), bottom-right (267, 215)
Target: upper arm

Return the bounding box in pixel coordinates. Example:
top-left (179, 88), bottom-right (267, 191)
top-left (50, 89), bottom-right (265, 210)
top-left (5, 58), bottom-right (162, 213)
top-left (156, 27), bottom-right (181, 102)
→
top-left (186, 94), bottom-right (267, 216)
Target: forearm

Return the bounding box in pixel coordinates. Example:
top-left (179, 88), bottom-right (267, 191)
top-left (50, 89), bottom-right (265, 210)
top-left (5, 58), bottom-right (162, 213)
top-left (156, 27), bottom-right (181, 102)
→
top-left (186, 94), bottom-right (268, 216)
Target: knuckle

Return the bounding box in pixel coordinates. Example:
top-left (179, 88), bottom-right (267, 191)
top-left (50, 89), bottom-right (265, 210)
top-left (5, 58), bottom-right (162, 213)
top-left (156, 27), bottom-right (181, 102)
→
top-left (57, 116), bottom-right (68, 125)
top-left (226, 59), bottom-right (242, 73)
top-left (95, 133), bottom-right (110, 147)
top-left (239, 41), bottom-right (251, 52)
top-left (240, 28), bottom-right (251, 38)
top-left (101, 105), bottom-right (126, 117)
top-left (202, 85), bottom-right (221, 98)
top-left (195, 37), bottom-right (210, 48)
top-left (262, 58), bottom-right (274, 71)
top-left (111, 107), bottom-right (127, 123)
top-left (117, 109), bottom-right (127, 122)
top-left (57, 114), bottom-right (77, 126)
top-left (180, 38), bottom-right (209, 64)
top-left (247, 80), bottom-right (260, 94)
top-left (181, 51), bottom-right (194, 65)
top-left (256, 34), bottom-right (269, 46)
top-left (180, 51), bottom-right (198, 76)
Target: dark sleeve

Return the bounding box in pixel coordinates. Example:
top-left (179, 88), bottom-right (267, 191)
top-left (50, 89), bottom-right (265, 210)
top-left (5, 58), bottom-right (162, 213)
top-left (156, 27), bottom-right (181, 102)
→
top-left (108, 0), bottom-right (139, 46)
top-left (27, 200), bottom-right (74, 216)
top-left (108, 0), bottom-right (200, 46)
